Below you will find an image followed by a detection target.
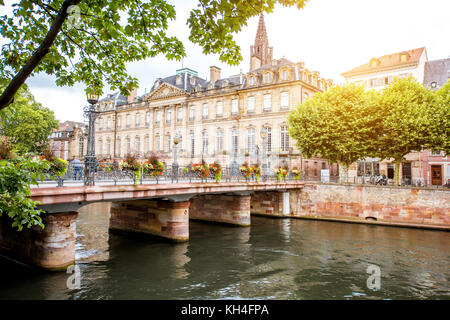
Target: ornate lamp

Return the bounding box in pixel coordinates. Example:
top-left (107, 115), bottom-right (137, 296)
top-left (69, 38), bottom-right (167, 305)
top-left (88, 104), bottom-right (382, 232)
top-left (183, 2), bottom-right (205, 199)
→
top-left (83, 90), bottom-right (100, 186)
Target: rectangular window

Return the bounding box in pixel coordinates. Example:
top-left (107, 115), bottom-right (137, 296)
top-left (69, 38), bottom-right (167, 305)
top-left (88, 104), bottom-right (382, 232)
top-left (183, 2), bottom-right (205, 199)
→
top-left (216, 101), bottom-right (223, 117)
top-left (232, 130), bottom-right (238, 154)
top-left (190, 132), bottom-right (195, 157)
top-left (247, 96), bottom-right (255, 113)
top-left (281, 92), bottom-right (289, 109)
top-left (203, 103), bottom-right (208, 119)
top-left (177, 107), bottom-right (183, 122)
top-left (202, 131), bottom-right (208, 154)
top-left (117, 116), bottom-right (122, 128)
top-left (145, 112), bottom-right (150, 125)
top-left (189, 106), bottom-right (195, 121)
top-left (280, 126), bottom-right (289, 152)
top-left (231, 99), bottom-right (238, 115)
top-left (265, 127), bottom-right (272, 153)
top-left (136, 113), bottom-right (141, 127)
top-left (155, 110), bottom-right (160, 123)
top-left (263, 94), bottom-right (271, 111)
top-left (216, 131), bottom-right (223, 152)
top-left (247, 128), bottom-right (255, 154)
top-left (166, 108), bottom-right (172, 124)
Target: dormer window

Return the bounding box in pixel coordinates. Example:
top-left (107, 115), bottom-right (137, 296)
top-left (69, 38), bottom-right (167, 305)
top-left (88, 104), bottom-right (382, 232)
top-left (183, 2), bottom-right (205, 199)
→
top-left (208, 82), bottom-right (214, 90)
top-left (190, 76), bottom-right (196, 86)
top-left (282, 70), bottom-right (289, 81)
top-left (249, 76), bottom-right (255, 86)
top-left (400, 54), bottom-right (408, 63)
top-left (264, 73), bottom-right (272, 83)
top-left (176, 74), bottom-right (183, 86)
top-left (370, 59), bottom-right (379, 68)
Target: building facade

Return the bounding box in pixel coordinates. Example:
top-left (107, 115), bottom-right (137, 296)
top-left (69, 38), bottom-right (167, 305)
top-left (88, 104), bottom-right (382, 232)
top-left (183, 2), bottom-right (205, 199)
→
top-left (92, 14), bottom-right (337, 177)
top-left (342, 49), bottom-right (449, 186)
top-left (49, 120), bottom-right (86, 161)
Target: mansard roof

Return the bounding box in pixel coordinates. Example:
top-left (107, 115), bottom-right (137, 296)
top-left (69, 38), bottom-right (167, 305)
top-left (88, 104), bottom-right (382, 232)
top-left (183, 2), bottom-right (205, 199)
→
top-left (341, 47), bottom-right (426, 77)
top-left (423, 58), bottom-right (450, 90)
top-left (143, 72), bottom-right (207, 99)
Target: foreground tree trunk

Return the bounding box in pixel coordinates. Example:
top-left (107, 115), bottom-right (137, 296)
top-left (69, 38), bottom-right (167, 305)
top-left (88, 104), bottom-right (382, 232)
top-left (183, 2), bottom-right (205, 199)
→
top-left (338, 162), bottom-right (349, 183)
top-left (393, 158), bottom-right (402, 186)
top-left (0, 0), bottom-right (81, 111)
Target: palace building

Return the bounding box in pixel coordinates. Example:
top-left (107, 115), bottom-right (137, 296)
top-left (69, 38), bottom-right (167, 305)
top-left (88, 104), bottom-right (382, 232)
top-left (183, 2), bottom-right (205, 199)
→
top-left (87, 14), bottom-right (336, 177)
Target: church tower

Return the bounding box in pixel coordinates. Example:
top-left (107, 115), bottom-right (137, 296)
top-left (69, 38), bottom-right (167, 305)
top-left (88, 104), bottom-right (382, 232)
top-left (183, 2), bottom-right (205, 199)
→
top-left (250, 13), bottom-right (273, 71)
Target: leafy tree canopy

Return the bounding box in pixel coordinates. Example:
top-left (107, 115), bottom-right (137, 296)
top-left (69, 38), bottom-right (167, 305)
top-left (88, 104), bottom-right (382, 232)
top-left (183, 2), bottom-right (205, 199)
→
top-left (0, 79), bottom-right (59, 154)
top-left (376, 76), bottom-right (436, 161)
top-left (0, 0), bottom-right (309, 110)
top-left (430, 79), bottom-right (450, 155)
top-left (288, 83), bottom-right (381, 180)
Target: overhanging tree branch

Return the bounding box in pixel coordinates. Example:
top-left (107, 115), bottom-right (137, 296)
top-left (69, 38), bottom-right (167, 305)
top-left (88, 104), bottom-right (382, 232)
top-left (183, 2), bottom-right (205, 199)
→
top-left (0, 0), bottom-right (82, 111)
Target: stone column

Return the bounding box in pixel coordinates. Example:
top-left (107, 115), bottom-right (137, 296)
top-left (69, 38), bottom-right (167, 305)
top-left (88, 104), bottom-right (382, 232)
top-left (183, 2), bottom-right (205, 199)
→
top-left (109, 199), bottom-right (190, 242)
top-left (0, 212), bottom-right (78, 271)
top-left (189, 194), bottom-right (251, 226)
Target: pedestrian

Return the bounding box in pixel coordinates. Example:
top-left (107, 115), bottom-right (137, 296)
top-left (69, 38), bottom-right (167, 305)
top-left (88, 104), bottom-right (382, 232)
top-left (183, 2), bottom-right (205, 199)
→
top-left (72, 157), bottom-right (82, 180)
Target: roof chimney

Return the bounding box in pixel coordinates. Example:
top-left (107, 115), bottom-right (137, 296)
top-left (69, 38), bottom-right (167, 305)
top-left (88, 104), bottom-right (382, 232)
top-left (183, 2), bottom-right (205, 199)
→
top-left (210, 66), bottom-right (221, 84)
top-left (127, 88), bottom-right (138, 103)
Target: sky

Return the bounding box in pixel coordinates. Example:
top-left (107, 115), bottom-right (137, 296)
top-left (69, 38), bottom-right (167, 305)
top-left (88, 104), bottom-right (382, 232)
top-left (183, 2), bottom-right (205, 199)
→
top-left (4, 0), bottom-right (450, 123)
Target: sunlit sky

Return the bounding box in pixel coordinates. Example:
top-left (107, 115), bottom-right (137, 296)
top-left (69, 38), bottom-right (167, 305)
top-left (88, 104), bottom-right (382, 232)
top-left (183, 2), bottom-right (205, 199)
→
top-left (4, 0), bottom-right (450, 123)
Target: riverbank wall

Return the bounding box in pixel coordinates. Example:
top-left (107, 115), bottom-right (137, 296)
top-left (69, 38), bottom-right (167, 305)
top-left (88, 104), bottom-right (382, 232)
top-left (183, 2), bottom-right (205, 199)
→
top-left (288, 183), bottom-right (450, 230)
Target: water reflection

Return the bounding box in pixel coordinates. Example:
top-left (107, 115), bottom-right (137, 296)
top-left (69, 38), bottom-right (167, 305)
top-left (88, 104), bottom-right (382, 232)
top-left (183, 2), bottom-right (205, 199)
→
top-left (0, 202), bottom-right (449, 300)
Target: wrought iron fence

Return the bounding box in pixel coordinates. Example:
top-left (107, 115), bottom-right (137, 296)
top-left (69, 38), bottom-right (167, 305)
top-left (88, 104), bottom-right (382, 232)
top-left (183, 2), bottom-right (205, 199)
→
top-left (39, 162), bottom-right (449, 189)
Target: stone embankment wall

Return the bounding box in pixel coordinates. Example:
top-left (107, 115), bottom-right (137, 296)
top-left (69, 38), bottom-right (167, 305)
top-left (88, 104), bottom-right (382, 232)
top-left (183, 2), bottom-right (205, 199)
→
top-left (290, 183), bottom-right (450, 229)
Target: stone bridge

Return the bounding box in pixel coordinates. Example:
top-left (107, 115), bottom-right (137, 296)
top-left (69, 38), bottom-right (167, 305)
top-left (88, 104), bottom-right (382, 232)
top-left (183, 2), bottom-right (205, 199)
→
top-left (0, 181), bottom-right (304, 271)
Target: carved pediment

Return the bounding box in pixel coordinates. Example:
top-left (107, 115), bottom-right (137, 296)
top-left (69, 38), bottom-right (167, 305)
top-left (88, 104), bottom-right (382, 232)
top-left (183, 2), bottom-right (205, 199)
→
top-left (146, 82), bottom-right (186, 101)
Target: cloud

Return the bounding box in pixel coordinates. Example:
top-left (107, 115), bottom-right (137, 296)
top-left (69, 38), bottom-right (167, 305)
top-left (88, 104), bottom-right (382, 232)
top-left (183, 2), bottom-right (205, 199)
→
top-left (14, 0), bottom-right (450, 123)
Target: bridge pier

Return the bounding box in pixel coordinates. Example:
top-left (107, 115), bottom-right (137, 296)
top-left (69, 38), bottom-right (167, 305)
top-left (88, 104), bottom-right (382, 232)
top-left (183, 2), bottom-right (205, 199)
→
top-left (251, 191), bottom-right (291, 217)
top-left (189, 194), bottom-right (251, 226)
top-left (110, 199), bottom-right (190, 242)
top-left (0, 212), bottom-right (78, 271)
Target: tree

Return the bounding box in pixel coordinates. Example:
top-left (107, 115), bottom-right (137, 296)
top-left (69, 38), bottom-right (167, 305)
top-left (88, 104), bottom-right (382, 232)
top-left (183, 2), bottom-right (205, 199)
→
top-left (288, 83), bottom-right (381, 182)
top-left (376, 76), bottom-right (436, 185)
top-left (0, 0), bottom-right (309, 110)
top-left (0, 80), bottom-right (59, 154)
top-left (428, 79), bottom-right (450, 155)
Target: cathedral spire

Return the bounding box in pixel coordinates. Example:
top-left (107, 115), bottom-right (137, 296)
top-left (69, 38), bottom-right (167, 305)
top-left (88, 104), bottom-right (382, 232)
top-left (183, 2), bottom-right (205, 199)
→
top-left (250, 13), bottom-right (273, 71)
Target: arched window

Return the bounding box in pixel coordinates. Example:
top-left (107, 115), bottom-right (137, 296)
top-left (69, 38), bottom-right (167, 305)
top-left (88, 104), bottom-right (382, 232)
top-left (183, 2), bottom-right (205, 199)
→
top-left (154, 134), bottom-right (160, 151)
top-left (247, 128), bottom-right (255, 154)
top-left (216, 130), bottom-right (223, 153)
top-left (202, 131), bottom-right (208, 154)
top-left (144, 136), bottom-right (149, 154)
top-left (232, 129), bottom-right (239, 154)
top-left (280, 125), bottom-right (289, 152)
top-left (106, 139), bottom-right (111, 156)
top-left (264, 72), bottom-right (272, 84)
top-left (98, 139), bottom-right (103, 155)
top-left (125, 137), bottom-right (131, 154)
top-left (116, 138), bottom-right (121, 158)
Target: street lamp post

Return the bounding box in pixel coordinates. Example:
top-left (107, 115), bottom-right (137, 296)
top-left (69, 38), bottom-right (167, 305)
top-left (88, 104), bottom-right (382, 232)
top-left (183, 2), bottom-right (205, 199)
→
top-left (84, 92), bottom-right (100, 186)
top-left (172, 133), bottom-right (180, 183)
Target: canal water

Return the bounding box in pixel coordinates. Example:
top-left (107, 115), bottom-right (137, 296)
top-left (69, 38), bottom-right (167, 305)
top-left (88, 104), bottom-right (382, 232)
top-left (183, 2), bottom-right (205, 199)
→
top-left (0, 202), bottom-right (449, 300)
